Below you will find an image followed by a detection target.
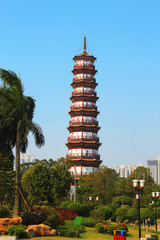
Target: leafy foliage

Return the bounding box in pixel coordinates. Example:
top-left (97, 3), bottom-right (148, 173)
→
top-left (21, 208), bottom-right (47, 226)
top-left (7, 225), bottom-right (27, 238)
top-left (115, 223), bottom-right (128, 232)
top-left (95, 223), bottom-right (105, 233)
top-left (60, 201), bottom-right (71, 209)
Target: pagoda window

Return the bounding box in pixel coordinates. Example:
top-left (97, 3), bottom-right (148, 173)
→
top-left (71, 132), bottom-right (82, 139)
top-left (70, 166), bottom-right (81, 175)
top-left (82, 166), bottom-right (93, 175)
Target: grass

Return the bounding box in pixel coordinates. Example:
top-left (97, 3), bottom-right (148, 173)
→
top-left (22, 225), bottom-right (160, 240)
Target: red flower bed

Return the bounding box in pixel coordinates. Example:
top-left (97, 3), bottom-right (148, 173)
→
top-left (55, 208), bottom-right (78, 221)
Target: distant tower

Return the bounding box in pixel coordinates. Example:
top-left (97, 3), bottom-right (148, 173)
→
top-left (66, 37), bottom-right (102, 177)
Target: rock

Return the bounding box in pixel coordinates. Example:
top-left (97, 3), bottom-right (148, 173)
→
top-left (27, 224), bottom-right (56, 237)
top-left (0, 218), bottom-right (22, 235)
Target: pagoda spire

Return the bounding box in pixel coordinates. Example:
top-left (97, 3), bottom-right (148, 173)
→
top-left (83, 36), bottom-right (86, 53)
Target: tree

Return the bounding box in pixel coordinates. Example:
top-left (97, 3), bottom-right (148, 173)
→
top-left (0, 153), bottom-right (15, 209)
top-left (21, 160), bottom-right (72, 206)
top-left (93, 166), bottom-right (118, 205)
top-left (116, 205), bottom-right (130, 222)
top-left (127, 207), bottom-right (139, 225)
top-left (0, 69), bottom-right (45, 216)
top-left (125, 166), bottom-right (154, 207)
top-left (111, 195), bottom-right (132, 210)
top-left (21, 162), bottom-right (51, 206)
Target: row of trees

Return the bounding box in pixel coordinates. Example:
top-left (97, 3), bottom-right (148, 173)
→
top-left (0, 69), bottom-right (45, 215)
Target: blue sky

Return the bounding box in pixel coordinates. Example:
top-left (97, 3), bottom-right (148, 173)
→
top-left (0, 0), bottom-right (160, 167)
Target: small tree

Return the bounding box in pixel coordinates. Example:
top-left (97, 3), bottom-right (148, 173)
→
top-left (127, 207), bottom-right (138, 228)
top-left (116, 205), bottom-right (129, 222)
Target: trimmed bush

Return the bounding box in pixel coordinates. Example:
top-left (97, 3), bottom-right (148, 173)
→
top-left (56, 208), bottom-right (78, 220)
top-left (57, 225), bottom-right (78, 237)
top-left (115, 223), bottom-right (128, 232)
top-left (124, 219), bottom-right (129, 224)
top-left (7, 225), bottom-right (27, 238)
top-left (90, 206), bottom-right (113, 222)
top-left (0, 206), bottom-right (11, 218)
top-left (60, 201), bottom-right (71, 209)
top-left (81, 204), bottom-right (94, 217)
top-left (82, 217), bottom-right (96, 227)
top-left (107, 224), bottom-right (116, 235)
top-left (44, 213), bottom-right (60, 229)
top-left (67, 202), bottom-right (83, 212)
top-left (95, 223), bottom-right (105, 233)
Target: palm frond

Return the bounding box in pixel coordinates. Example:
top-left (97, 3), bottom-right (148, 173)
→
top-left (30, 122), bottom-right (45, 147)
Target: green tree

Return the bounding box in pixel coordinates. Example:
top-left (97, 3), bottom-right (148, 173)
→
top-left (0, 153), bottom-right (15, 209)
top-left (116, 205), bottom-right (130, 222)
top-left (127, 207), bottom-right (139, 224)
top-left (94, 166), bottom-right (118, 205)
top-left (0, 69), bottom-right (45, 216)
top-left (125, 166), bottom-right (154, 207)
top-left (112, 195), bottom-right (132, 209)
top-left (21, 160), bottom-right (72, 206)
top-left (21, 162), bottom-right (50, 207)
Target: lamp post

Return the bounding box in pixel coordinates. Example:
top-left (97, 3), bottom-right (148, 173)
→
top-left (152, 191), bottom-right (159, 231)
top-left (133, 179), bottom-right (145, 240)
top-left (89, 196), bottom-right (99, 206)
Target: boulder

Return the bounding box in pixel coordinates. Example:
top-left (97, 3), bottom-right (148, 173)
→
top-left (26, 224), bottom-right (56, 237)
top-left (0, 218), bottom-right (22, 235)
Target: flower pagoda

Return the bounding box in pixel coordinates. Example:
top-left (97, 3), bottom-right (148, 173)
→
top-left (66, 37), bottom-right (102, 178)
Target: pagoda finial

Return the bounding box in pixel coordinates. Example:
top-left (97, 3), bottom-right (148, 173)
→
top-left (83, 36), bottom-right (86, 53)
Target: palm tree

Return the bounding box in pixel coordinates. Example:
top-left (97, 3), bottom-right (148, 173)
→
top-left (0, 69), bottom-right (45, 216)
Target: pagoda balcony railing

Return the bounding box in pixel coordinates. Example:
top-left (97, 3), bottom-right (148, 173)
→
top-left (70, 105), bottom-right (97, 110)
top-left (74, 62), bottom-right (95, 69)
top-left (72, 90), bottom-right (96, 96)
top-left (70, 172), bottom-right (90, 177)
top-left (73, 75), bottom-right (95, 81)
top-left (67, 153), bottom-right (100, 160)
top-left (69, 119), bottom-right (98, 126)
top-left (68, 136), bottom-right (99, 142)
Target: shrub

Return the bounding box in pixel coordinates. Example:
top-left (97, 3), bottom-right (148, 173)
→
top-left (67, 202), bottom-right (83, 212)
top-left (60, 201), bottom-right (71, 209)
top-left (82, 217), bottom-right (96, 227)
top-left (81, 204), bottom-right (94, 217)
top-left (7, 225), bottom-right (27, 238)
top-left (0, 206), bottom-right (11, 218)
top-left (57, 225), bottom-right (78, 237)
top-left (115, 223), bottom-right (128, 232)
top-left (107, 224), bottom-right (116, 235)
top-left (56, 208), bottom-right (78, 220)
top-left (44, 213), bottom-right (60, 229)
top-left (135, 220), bottom-right (139, 225)
top-left (124, 219), bottom-right (129, 224)
top-left (95, 223), bottom-right (105, 233)
top-left (98, 207), bottom-right (113, 220)
top-left (21, 208), bottom-right (47, 226)
top-left (90, 207), bottom-right (112, 222)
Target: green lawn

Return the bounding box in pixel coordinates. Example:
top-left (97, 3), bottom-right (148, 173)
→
top-left (23, 225), bottom-right (160, 240)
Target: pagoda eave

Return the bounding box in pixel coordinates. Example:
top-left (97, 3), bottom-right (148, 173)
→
top-left (67, 125), bottom-right (101, 133)
top-left (70, 95), bottom-right (99, 103)
top-left (72, 68), bottom-right (97, 75)
top-left (70, 159), bottom-right (102, 167)
top-left (66, 141), bottom-right (101, 149)
top-left (73, 54), bottom-right (96, 62)
top-left (71, 81), bottom-right (98, 88)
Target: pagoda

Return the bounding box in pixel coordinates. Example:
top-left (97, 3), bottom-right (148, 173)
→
top-left (66, 37), bottom-right (102, 177)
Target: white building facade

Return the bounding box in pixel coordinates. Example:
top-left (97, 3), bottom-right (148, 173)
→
top-left (147, 157), bottom-right (160, 185)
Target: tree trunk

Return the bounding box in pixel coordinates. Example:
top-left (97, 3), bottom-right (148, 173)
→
top-left (14, 132), bottom-right (21, 216)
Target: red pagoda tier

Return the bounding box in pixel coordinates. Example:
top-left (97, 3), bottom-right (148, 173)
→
top-left (66, 37), bottom-right (102, 178)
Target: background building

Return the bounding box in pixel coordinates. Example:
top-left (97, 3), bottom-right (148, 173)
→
top-left (147, 156), bottom-right (160, 184)
top-left (20, 154), bottom-right (35, 164)
top-left (115, 164), bottom-right (136, 178)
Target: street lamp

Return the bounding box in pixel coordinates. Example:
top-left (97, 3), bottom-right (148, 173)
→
top-left (152, 191), bottom-right (159, 231)
top-left (89, 196), bottom-right (99, 206)
top-left (133, 179), bottom-right (145, 240)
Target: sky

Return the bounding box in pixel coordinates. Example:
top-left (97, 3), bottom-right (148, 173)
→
top-left (0, 0), bottom-right (160, 168)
